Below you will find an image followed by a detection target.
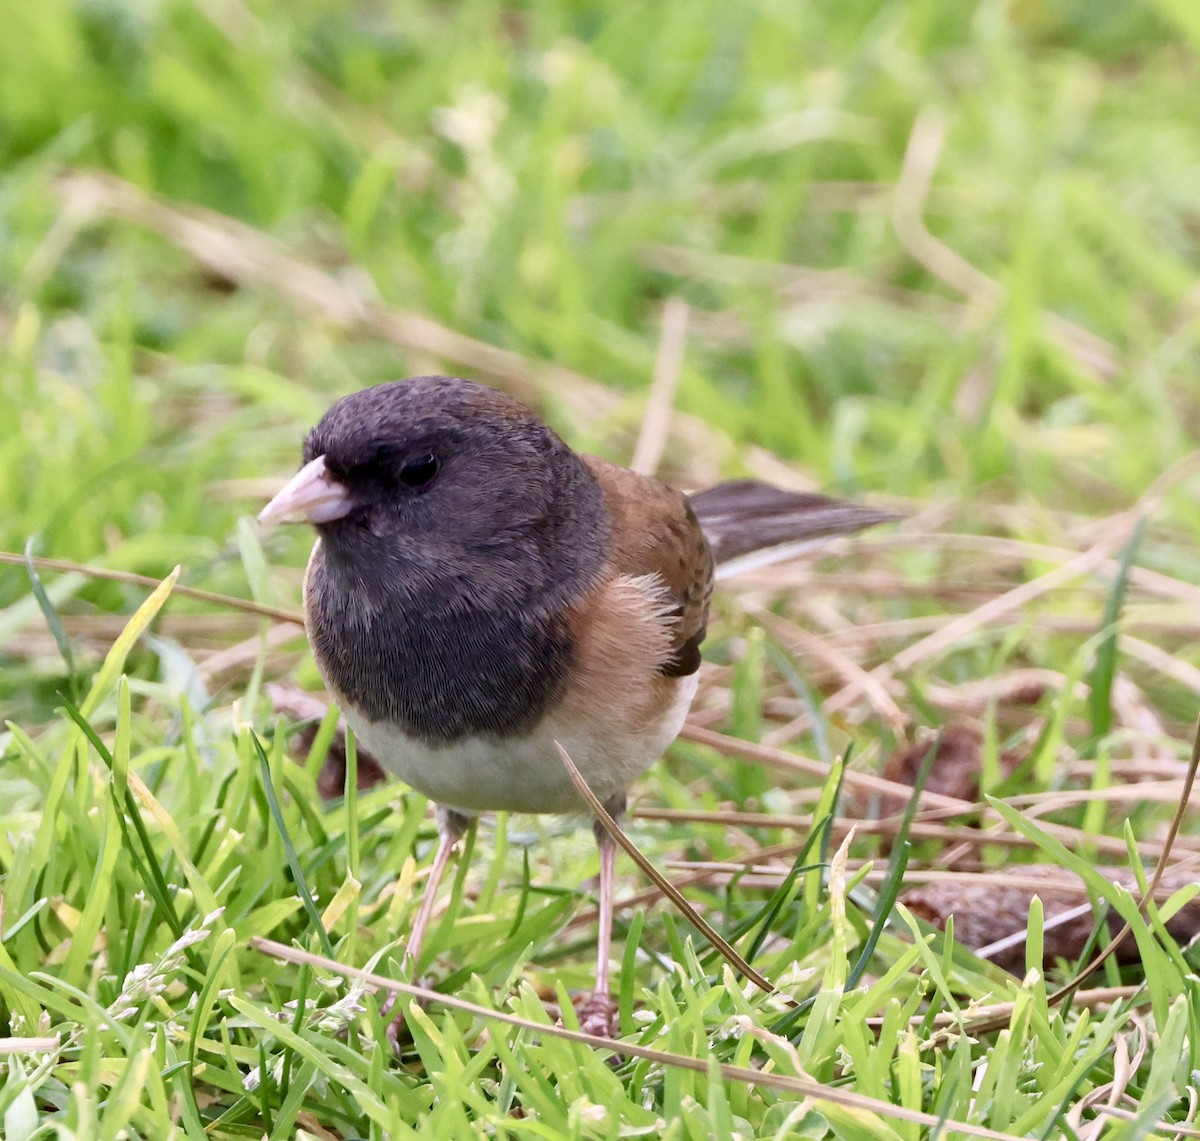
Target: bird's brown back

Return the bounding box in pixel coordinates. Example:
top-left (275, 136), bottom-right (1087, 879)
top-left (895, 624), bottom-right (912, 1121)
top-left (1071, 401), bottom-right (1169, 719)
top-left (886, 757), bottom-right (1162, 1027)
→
top-left (583, 455), bottom-right (713, 678)
top-left (582, 464), bottom-right (898, 680)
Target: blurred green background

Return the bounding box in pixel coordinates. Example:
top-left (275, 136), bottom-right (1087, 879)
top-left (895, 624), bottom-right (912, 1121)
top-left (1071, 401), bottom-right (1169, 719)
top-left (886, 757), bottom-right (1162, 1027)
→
top-left (5, 0), bottom-right (1199, 717)
top-left (0, 0), bottom-right (1195, 724)
top-left (2, 1), bottom-right (1196, 717)
top-left (5, 0), bottom-right (1199, 541)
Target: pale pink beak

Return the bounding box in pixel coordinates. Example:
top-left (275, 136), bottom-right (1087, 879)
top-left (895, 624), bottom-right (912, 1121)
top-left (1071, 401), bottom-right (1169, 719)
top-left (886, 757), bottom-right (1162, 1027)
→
top-left (258, 455), bottom-right (353, 526)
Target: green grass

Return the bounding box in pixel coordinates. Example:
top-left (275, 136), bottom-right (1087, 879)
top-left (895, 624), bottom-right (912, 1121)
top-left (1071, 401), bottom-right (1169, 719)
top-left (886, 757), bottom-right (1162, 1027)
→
top-left (4, 0), bottom-right (1200, 1136)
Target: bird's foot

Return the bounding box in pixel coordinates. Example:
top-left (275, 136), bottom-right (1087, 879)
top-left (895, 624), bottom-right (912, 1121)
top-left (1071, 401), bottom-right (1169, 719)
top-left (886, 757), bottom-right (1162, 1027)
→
top-left (575, 991), bottom-right (619, 1038)
top-left (385, 1006), bottom-right (409, 1052)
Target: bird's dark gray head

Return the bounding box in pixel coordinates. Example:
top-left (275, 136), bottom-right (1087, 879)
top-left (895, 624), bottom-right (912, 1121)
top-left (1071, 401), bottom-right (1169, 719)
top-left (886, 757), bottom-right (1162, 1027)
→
top-left (262, 375), bottom-right (609, 611)
top-left (260, 376), bottom-right (612, 740)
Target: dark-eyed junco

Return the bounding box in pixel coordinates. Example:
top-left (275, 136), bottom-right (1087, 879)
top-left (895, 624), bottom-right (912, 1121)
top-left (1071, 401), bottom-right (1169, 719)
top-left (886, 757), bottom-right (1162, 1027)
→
top-left (259, 375), bottom-right (893, 1036)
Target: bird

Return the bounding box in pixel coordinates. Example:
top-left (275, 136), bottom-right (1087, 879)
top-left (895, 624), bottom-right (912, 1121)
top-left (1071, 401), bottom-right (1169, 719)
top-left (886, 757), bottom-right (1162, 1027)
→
top-left (258, 374), bottom-right (894, 1037)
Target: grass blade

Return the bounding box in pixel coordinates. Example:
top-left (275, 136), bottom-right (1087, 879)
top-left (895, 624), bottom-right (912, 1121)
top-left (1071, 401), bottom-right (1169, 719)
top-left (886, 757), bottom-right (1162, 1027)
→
top-left (22, 536), bottom-right (78, 699)
top-left (252, 730), bottom-right (336, 959)
top-left (1084, 514), bottom-right (1145, 746)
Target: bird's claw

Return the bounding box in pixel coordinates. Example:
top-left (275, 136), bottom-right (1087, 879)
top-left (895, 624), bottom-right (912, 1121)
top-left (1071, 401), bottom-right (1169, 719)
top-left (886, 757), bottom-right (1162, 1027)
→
top-left (575, 992), bottom-right (619, 1038)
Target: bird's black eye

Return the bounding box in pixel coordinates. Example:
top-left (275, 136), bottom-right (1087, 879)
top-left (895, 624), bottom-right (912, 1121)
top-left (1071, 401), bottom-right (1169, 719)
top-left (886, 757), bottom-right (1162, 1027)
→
top-left (399, 452), bottom-right (440, 488)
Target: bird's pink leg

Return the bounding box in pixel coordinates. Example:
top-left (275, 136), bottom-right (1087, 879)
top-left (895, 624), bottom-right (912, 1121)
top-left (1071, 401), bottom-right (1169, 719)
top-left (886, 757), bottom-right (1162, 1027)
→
top-left (577, 796), bottom-right (623, 1037)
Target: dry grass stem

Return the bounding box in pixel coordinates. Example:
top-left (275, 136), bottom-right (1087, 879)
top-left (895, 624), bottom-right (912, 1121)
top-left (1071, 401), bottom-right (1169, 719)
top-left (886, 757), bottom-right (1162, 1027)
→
top-left (630, 297), bottom-right (689, 476)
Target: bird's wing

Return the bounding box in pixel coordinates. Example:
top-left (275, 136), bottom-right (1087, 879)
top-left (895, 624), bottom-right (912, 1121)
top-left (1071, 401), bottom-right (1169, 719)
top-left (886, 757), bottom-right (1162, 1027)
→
top-left (582, 455), bottom-right (714, 677)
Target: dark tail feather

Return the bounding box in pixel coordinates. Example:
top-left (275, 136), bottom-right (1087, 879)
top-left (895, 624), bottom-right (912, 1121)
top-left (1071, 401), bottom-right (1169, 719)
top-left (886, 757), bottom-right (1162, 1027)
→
top-left (689, 480), bottom-right (899, 568)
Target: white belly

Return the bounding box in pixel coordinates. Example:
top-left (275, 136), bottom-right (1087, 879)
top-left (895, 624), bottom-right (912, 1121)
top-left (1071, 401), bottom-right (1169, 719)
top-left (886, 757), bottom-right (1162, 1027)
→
top-left (342, 673), bottom-right (697, 815)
